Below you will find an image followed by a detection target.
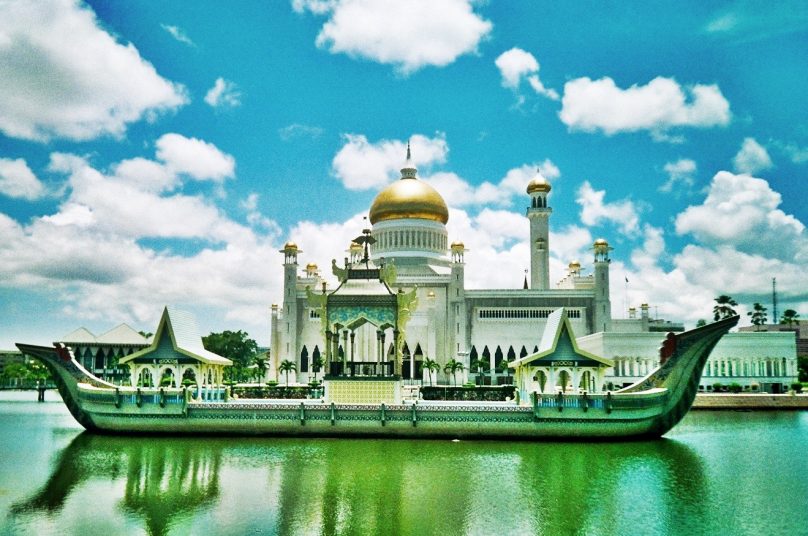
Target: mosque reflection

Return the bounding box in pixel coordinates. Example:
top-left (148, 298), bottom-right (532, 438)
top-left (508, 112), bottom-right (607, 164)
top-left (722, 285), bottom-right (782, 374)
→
top-left (13, 433), bottom-right (706, 535)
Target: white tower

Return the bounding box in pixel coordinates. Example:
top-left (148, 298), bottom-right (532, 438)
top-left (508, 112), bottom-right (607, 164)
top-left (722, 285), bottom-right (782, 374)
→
top-left (278, 241), bottom-right (300, 379)
top-left (593, 238), bottom-right (613, 333)
top-left (526, 170), bottom-right (552, 290)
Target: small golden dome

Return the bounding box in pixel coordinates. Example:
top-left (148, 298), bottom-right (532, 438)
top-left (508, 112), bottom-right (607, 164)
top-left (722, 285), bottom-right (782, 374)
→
top-left (349, 241), bottom-right (362, 251)
top-left (569, 260), bottom-right (581, 268)
top-left (450, 241), bottom-right (465, 249)
top-left (593, 238), bottom-right (609, 247)
top-left (305, 262), bottom-right (318, 270)
top-left (283, 241), bottom-right (298, 250)
top-left (526, 173), bottom-right (552, 194)
top-left (369, 177), bottom-right (449, 225)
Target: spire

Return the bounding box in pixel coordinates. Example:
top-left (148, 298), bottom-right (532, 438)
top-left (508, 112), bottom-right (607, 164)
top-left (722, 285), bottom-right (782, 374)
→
top-left (401, 140), bottom-right (417, 179)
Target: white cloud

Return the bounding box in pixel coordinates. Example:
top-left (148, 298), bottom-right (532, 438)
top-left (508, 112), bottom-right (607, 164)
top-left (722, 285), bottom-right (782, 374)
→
top-left (576, 181), bottom-right (640, 236)
top-left (161, 24), bottom-right (194, 46)
top-left (494, 48), bottom-right (559, 101)
top-left (732, 137), bottom-right (773, 174)
top-left (425, 161), bottom-right (561, 208)
top-left (0, 158), bottom-right (45, 200)
top-left (706, 13), bottom-right (738, 33)
top-left (278, 123), bottom-right (324, 141)
top-left (294, 0), bottom-right (492, 74)
top-left (0, 1), bottom-right (187, 142)
top-left (155, 133), bottom-right (236, 182)
top-left (660, 158), bottom-right (697, 193)
top-left (675, 170), bottom-right (805, 261)
top-left (559, 76), bottom-right (731, 139)
top-left (0, 144), bottom-right (286, 340)
top-left (204, 78), bottom-right (242, 108)
top-left (112, 157), bottom-right (177, 193)
top-left (331, 133), bottom-right (448, 190)
top-left (782, 142), bottom-right (808, 164)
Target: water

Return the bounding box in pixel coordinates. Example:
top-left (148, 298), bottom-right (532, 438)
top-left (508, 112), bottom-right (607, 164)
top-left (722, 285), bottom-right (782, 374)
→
top-left (1, 391), bottom-right (806, 536)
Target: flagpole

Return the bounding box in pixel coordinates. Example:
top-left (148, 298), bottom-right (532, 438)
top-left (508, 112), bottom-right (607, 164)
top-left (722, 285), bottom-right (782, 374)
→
top-left (624, 275), bottom-right (628, 318)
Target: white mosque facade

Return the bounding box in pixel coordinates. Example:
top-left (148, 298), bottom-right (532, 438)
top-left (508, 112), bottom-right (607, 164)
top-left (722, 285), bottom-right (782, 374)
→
top-left (270, 152), bottom-right (798, 392)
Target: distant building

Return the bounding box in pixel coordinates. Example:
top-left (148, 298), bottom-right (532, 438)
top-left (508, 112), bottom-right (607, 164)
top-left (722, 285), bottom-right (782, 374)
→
top-left (59, 324), bottom-right (150, 384)
top-left (739, 323), bottom-right (807, 356)
top-left (579, 330), bottom-right (798, 393)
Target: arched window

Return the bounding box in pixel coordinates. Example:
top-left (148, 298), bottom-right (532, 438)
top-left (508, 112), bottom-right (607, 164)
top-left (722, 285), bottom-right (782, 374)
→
top-left (507, 346), bottom-right (516, 362)
top-left (300, 346), bottom-right (309, 373)
top-left (470, 346), bottom-right (478, 361)
top-left (520, 346), bottom-right (528, 359)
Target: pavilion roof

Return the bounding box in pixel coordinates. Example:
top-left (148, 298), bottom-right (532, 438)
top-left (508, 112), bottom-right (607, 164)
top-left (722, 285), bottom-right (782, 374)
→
top-left (97, 323), bottom-right (149, 344)
top-left (510, 308), bottom-right (613, 368)
top-left (60, 327), bottom-right (97, 344)
top-left (120, 307), bottom-right (232, 366)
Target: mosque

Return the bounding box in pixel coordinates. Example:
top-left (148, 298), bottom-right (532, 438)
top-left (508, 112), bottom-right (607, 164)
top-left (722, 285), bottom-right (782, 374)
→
top-left (269, 149), bottom-right (692, 390)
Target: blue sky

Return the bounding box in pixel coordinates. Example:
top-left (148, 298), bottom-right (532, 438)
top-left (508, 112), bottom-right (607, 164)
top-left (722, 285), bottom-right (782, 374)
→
top-left (1, 0), bottom-right (806, 349)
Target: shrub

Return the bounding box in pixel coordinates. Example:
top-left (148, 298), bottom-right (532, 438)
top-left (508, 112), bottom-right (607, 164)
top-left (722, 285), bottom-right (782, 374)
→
top-left (790, 382), bottom-right (803, 393)
top-left (712, 382), bottom-right (724, 393)
top-left (728, 383), bottom-right (742, 393)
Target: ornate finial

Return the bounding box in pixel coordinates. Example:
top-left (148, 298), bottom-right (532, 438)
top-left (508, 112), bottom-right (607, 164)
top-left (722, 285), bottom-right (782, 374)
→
top-left (401, 140), bottom-right (417, 179)
top-left (406, 141), bottom-right (411, 161)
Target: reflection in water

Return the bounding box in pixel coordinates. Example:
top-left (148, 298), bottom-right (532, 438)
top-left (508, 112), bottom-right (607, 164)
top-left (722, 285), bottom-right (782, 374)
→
top-left (12, 434), bottom-right (221, 536)
top-left (11, 432), bottom-right (706, 535)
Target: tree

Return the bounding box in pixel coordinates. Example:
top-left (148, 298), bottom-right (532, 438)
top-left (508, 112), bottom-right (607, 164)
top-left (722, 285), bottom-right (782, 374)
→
top-left (311, 355), bottom-right (325, 382)
top-left (497, 359), bottom-right (512, 383)
top-left (470, 357), bottom-right (489, 386)
top-left (279, 359), bottom-right (297, 386)
top-left (443, 359), bottom-right (464, 386)
top-left (696, 319), bottom-right (707, 328)
top-left (138, 330), bottom-right (153, 339)
top-left (254, 356), bottom-right (268, 383)
top-left (713, 295), bottom-right (738, 321)
top-left (422, 358), bottom-right (440, 386)
top-left (202, 330), bottom-right (259, 382)
top-left (747, 302), bottom-right (768, 330)
top-left (780, 309), bottom-right (800, 326)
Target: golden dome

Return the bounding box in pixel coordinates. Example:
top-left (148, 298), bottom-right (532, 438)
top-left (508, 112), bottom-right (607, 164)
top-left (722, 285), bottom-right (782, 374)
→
top-left (593, 238), bottom-right (609, 247)
top-left (569, 260), bottom-right (581, 268)
top-left (526, 174), bottom-right (551, 194)
top-left (305, 262), bottom-right (318, 270)
top-left (349, 241), bottom-right (362, 251)
top-left (283, 241), bottom-right (298, 250)
top-left (369, 177), bottom-right (449, 225)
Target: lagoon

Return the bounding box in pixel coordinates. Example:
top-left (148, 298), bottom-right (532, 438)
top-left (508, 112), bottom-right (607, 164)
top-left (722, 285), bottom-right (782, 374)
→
top-left (1, 391), bottom-right (806, 536)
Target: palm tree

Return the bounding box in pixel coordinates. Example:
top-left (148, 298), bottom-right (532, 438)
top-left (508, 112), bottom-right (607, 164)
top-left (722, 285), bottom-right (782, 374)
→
top-left (747, 302), bottom-right (768, 330)
top-left (279, 359), bottom-right (297, 386)
top-left (470, 358), bottom-right (489, 386)
top-left (443, 359), bottom-right (465, 386)
top-left (713, 295), bottom-right (738, 321)
top-left (423, 358), bottom-right (440, 386)
top-left (254, 356), bottom-right (268, 383)
top-left (311, 355), bottom-right (325, 382)
top-left (780, 309), bottom-right (800, 326)
top-left (497, 359), bottom-right (512, 384)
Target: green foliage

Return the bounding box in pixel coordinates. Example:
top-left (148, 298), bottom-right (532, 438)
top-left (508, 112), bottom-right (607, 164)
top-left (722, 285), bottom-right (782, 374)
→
top-left (443, 359), bottom-right (464, 386)
top-left (790, 382), bottom-right (803, 393)
top-left (311, 355), bottom-right (325, 382)
top-left (712, 382), bottom-right (724, 392)
top-left (780, 309), bottom-right (800, 326)
top-left (728, 383), bottom-right (742, 393)
top-left (696, 319), bottom-right (707, 328)
top-left (747, 302), bottom-right (768, 328)
top-left (279, 359), bottom-right (297, 385)
top-left (202, 330), bottom-right (259, 382)
top-left (421, 385), bottom-right (516, 401)
top-left (713, 295), bottom-right (738, 321)
top-left (138, 330), bottom-right (153, 339)
top-left (470, 357), bottom-right (488, 385)
top-left (798, 356), bottom-right (808, 382)
top-left (422, 358), bottom-right (440, 386)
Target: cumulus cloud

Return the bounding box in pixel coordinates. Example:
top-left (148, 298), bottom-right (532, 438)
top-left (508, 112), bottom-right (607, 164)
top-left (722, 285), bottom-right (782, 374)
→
top-left (155, 133), bottom-right (236, 182)
top-left (294, 0), bottom-right (492, 74)
top-left (278, 123), bottom-right (324, 141)
top-left (0, 1), bottom-right (187, 142)
top-left (660, 158), bottom-right (697, 193)
top-left (675, 170), bottom-right (805, 261)
top-left (495, 48), bottom-right (559, 101)
top-left (559, 76), bottom-right (730, 139)
top-left (732, 137), bottom-right (773, 174)
top-left (161, 24), bottom-right (195, 46)
top-left (576, 181), bottom-right (640, 236)
top-left (204, 78), bottom-right (242, 108)
top-left (331, 133), bottom-right (448, 190)
top-left (425, 161), bottom-right (561, 207)
top-left (0, 158), bottom-right (45, 200)
top-left (0, 143), bottom-right (285, 340)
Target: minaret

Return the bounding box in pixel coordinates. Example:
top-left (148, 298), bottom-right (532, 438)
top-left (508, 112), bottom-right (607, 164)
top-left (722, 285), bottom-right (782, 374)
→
top-left (279, 241), bottom-right (301, 379)
top-left (526, 170), bottom-right (552, 290)
top-left (449, 241), bottom-right (468, 367)
top-left (593, 238), bottom-right (613, 333)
